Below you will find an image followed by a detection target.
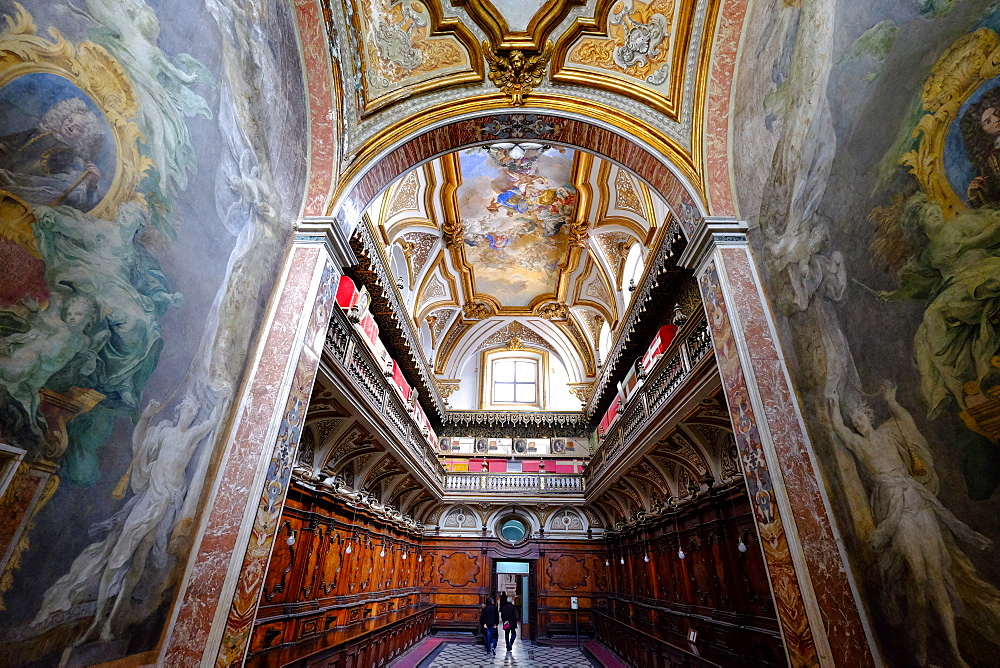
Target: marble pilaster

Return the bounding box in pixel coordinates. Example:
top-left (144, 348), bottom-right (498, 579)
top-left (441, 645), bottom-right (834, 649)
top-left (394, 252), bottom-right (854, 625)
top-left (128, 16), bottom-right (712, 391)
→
top-left (159, 226), bottom-right (341, 666)
top-left (682, 223), bottom-right (877, 667)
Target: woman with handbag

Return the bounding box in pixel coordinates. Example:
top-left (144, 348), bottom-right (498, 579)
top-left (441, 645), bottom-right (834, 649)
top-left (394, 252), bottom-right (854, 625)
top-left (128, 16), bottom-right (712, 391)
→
top-left (500, 596), bottom-right (519, 651)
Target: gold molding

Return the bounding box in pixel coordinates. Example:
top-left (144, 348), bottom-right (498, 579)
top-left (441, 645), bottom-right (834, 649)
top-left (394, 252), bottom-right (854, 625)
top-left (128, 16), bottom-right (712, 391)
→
top-left (556, 317), bottom-right (596, 376)
top-left (478, 347), bottom-right (549, 410)
top-left (436, 319), bottom-right (472, 373)
top-left (452, 0), bottom-right (586, 51)
top-left (572, 256), bottom-right (618, 325)
top-left (900, 27), bottom-right (1000, 219)
top-left (484, 41), bottom-right (553, 106)
top-left (415, 253), bottom-right (460, 319)
top-left (342, 0), bottom-right (485, 118)
top-left (330, 92), bottom-right (703, 215)
top-left (0, 4), bottom-right (149, 223)
top-left (691, 0), bottom-right (721, 214)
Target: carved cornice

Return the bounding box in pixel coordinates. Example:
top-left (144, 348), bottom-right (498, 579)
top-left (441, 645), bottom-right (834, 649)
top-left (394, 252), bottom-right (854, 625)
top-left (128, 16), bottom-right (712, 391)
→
top-left (351, 220), bottom-right (445, 417)
top-left (440, 410), bottom-right (589, 437)
top-left (583, 217), bottom-right (686, 418)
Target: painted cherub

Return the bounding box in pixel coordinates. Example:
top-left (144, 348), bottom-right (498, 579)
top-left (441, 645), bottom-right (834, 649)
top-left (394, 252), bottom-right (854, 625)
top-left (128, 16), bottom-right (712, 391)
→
top-left (0, 293), bottom-right (108, 433)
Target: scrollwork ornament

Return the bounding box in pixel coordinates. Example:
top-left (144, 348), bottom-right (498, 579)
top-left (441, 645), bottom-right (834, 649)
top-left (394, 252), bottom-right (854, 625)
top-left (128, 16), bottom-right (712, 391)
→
top-left (536, 302), bottom-right (569, 320)
top-left (462, 301), bottom-right (493, 319)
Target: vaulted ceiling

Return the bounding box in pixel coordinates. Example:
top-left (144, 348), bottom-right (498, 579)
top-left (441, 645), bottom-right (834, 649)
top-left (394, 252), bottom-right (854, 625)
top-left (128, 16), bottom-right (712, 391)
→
top-left (315, 0), bottom-right (732, 427)
top-left (360, 146), bottom-right (676, 413)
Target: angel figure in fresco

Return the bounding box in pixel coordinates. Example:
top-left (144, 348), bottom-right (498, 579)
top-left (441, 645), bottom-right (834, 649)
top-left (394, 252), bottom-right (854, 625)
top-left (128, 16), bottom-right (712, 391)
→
top-left (33, 389), bottom-right (229, 642)
top-left (960, 86), bottom-right (1000, 207)
top-left (0, 97), bottom-right (104, 210)
top-left (828, 382), bottom-right (1000, 668)
top-left (67, 0), bottom-right (214, 198)
top-left (0, 293), bottom-right (107, 433)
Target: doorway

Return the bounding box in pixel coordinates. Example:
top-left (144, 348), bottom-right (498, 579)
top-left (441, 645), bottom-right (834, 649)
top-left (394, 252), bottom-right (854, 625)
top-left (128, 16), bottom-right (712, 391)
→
top-left (493, 560), bottom-right (534, 641)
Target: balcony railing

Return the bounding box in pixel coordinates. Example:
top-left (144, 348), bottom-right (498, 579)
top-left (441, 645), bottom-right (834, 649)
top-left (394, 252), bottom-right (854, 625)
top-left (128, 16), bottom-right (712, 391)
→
top-left (325, 306), bottom-right (446, 486)
top-left (444, 472), bottom-right (585, 494)
top-left (585, 312), bottom-right (714, 486)
top-left (439, 411), bottom-right (588, 436)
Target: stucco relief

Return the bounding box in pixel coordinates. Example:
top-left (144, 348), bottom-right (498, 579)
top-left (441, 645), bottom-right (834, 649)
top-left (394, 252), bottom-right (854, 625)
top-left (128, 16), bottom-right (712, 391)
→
top-left (344, 0), bottom-right (481, 114)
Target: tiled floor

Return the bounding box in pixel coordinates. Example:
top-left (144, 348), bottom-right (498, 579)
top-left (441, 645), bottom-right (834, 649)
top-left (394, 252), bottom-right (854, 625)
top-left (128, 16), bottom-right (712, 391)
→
top-left (420, 631), bottom-right (597, 667)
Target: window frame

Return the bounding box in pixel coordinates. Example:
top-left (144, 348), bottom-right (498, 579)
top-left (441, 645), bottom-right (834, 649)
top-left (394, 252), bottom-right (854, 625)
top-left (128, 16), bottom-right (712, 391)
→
top-left (480, 348), bottom-right (546, 410)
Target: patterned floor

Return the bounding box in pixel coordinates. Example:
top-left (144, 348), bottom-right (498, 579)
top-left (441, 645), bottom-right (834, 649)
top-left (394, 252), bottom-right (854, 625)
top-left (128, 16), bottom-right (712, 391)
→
top-left (421, 630), bottom-right (597, 667)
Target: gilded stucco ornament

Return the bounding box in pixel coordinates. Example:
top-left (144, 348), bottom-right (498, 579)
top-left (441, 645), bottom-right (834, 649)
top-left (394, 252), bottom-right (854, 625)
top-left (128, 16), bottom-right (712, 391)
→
top-left (900, 27), bottom-right (1000, 219)
top-left (483, 41), bottom-right (553, 106)
top-left (536, 301), bottom-right (569, 320)
top-left (462, 301), bottom-right (493, 319)
top-left (0, 4), bottom-right (149, 226)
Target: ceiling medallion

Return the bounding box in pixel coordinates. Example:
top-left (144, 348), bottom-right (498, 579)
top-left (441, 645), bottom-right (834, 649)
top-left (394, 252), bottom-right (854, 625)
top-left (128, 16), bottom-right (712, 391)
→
top-left (484, 41), bottom-right (553, 106)
top-left (536, 302), bottom-right (569, 320)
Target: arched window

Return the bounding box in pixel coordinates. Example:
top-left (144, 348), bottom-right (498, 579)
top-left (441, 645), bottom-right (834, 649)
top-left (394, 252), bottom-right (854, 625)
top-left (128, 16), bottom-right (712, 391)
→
top-left (622, 241), bottom-right (644, 294)
top-left (597, 320), bottom-right (612, 366)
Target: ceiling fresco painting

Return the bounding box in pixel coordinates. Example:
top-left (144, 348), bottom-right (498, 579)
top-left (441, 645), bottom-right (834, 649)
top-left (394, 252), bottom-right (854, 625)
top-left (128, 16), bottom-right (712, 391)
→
top-left (457, 144), bottom-right (577, 307)
top-left (358, 146), bottom-right (677, 418)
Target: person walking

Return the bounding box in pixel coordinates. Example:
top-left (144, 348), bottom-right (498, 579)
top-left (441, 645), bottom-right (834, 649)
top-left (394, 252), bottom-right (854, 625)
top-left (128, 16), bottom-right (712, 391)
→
top-left (480, 596), bottom-right (500, 656)
top-left (500, 596), bottom-right (519, 651)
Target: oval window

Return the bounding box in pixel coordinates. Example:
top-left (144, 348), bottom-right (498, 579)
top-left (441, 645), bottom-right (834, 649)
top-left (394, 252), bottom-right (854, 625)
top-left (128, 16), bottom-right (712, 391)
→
top-left (501, 519), bottom-right (526, 543)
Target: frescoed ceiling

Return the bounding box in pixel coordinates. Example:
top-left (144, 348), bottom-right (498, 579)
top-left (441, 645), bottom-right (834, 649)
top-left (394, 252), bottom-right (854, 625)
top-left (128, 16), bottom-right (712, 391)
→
top-left (357, 144), bottom-right (677, 416)
top-left (318, 0), bottom-right (726, 426)
top-left (322, 0), bottom-right (724, 201)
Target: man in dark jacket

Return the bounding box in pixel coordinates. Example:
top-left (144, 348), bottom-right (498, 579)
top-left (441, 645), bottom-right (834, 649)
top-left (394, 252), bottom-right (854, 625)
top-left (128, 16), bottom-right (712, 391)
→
top-left (480, 596), bottom-right (500, 655)
top-left (500, 597), bottom-right (519, 651)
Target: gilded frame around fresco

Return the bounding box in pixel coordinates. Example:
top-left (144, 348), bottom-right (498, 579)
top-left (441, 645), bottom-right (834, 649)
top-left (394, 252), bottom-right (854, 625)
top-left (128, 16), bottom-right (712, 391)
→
top-left (0, 4), bottom-right (149, 225)
top-left (901, 27), bottom-right (1000, 220)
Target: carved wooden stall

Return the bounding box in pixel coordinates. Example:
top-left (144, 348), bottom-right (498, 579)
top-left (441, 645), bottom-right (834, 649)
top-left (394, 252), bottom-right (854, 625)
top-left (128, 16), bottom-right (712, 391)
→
top-left (247, 479), bottom-right (431, 667)
top-left (598, 485), bottom-right (783, 666)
